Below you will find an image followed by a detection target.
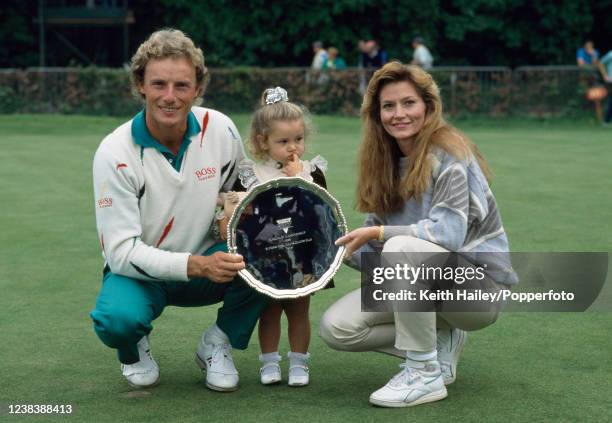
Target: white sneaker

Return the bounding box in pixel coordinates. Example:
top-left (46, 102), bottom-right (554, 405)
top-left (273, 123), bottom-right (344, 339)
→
top-left (121, 336), bottom-right (160, 388)
top-left (436, 328), bottom-right (467, 385)
top-left (287, 351), bottom-right (310, 387)
top-left (195, 326), bottom-right (239, 392)
top-left (259, 353), bottom-right (282, 385)
top-left (369, 360), bottom-right (447, 408)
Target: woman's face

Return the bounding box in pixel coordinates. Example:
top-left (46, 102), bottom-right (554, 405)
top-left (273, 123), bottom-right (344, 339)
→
top-left (378, 80), bottom-right (426, 152)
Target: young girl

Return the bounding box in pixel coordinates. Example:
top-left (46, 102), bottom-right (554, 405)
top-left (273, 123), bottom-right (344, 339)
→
top-left (220, 87), bottom-right (329, 386)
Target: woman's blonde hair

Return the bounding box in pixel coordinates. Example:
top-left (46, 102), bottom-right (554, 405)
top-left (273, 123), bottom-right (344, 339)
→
top-left (357, 61), bottom-right (491, 215)
top-left (130, 28), bottom-right (209, 104)
top-left (248, 88), bottom-right (312, 160)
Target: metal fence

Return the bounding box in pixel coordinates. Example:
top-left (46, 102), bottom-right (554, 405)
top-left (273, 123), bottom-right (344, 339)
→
top-left (0, 66), bottom-right (603, 117)
top-left (512, 66), bottom-right (598, 117)
top-left (429, 67), bottom-right (513, 117)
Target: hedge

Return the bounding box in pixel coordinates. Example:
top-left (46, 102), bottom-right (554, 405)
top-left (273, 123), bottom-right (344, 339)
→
top-left (0, 66), bottom-right (603, 117)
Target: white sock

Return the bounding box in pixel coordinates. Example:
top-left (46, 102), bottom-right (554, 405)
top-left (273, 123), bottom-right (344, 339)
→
top-left (205, 323), bottom-right (229, 343)
top-left (259, 352), bottom-right (281, 363)
top-left (287, 351), bottom-right (310, 365)
top-left (288, 351), bottom-right (310, 377)
top-left (406, 349), bottom-right (437, 362)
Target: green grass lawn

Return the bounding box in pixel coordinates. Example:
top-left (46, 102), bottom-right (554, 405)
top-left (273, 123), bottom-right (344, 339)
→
top-left (0, 114), bottom-right (611, 422)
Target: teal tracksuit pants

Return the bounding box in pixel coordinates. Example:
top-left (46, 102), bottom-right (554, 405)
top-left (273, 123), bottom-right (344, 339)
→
top-left (90, 243), bottom-right (268, 364)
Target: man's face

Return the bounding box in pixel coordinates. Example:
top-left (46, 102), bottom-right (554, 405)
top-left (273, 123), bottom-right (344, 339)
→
top-left (138, 56), bottom-right (199, 131)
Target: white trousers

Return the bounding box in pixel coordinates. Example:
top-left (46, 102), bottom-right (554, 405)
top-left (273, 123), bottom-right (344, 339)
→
top-left (319, 236), bottom-right (504, 355)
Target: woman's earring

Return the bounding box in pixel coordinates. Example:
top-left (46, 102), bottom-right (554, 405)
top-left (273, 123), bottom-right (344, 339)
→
top-left (275, 161), bottom-right (283, 169)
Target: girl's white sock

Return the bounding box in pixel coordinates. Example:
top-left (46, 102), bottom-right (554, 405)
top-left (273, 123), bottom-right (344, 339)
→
top-left (287, 351), bottom-right (310, 365)
top-left (259, 351), bottom-right (282, 363)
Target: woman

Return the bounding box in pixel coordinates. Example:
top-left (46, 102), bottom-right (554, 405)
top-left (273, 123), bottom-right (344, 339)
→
top-left (319, 62), bottom-right (517, 408)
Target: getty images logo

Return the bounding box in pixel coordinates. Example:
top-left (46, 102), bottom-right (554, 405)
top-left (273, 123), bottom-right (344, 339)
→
top-left (195, 167), bottom-right (217, 181)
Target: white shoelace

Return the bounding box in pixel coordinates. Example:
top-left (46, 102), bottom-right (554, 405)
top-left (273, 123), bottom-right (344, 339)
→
top-left (439, 361), bottom-right (452, 375)
top-left (436, 329), bottom-right (451, 353)
top-left (436, 329), bottom-right (455, 374)
top-left (388, 363), bottom-right (418, 387)
top-left (210, 343), bottom-right (233, 365)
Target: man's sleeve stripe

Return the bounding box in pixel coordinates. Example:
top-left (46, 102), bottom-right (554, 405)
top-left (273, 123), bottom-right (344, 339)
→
top-left (130, 262), bottom-right (160, 280)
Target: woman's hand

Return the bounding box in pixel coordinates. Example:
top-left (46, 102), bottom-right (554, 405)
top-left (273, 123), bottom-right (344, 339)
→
top-left (335, 226), bottom-right (381, 258)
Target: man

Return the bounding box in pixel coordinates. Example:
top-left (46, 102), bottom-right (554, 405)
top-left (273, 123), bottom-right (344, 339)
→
top-left (576, 40), bottom-right (599, 66)
top-left (90, 29), bottom-right (268, 392)
top-left (357, 40), bottom-right (387, 95)
top-left (311, 41), bottom-right (328, 70)
top-left (358, 40), bottom-right (387, 69)
top-left (598, 50), bottom-right (612, 124)
top-left (411, 36), bottom-right (433, 69)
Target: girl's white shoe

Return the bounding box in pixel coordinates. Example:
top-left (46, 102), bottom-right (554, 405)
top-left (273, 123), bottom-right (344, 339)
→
top-left (259, 352), bottom-right (282, 385)
top-left (287, 351), bottom-right (310, 387)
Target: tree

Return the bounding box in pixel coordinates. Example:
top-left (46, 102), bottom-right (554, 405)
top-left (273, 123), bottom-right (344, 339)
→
top-left (1, 0), bottom-right (609, 68)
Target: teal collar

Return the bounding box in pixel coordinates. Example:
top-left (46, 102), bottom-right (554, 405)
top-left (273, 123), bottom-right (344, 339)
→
top-left (131, 109), bottom-right (201, 171)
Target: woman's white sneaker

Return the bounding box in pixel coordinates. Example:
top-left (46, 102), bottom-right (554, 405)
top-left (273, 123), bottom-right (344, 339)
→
top-left (121, 336), bottom-right (160, 388)
top-left (436, 328), bottom-right (467, 385)
top-left (369, 360), bottom-right (447, 408)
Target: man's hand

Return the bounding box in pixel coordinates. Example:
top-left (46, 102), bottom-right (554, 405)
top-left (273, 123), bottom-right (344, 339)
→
top-left (282, 154), bottom-right (303, 177)
top-left (335, 226), bottom-right (380, 258)
top-left (187, 252), bottom-right (245, 283)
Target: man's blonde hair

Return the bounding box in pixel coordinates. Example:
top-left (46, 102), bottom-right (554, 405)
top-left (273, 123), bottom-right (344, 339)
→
top-left (130, 28), bottom-right (209, 104)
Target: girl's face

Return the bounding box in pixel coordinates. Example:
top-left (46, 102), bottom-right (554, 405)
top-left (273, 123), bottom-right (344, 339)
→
top-left (379, 80), bottom-right (426, 153)
top-left (259, 119), bottom-right (306, 165)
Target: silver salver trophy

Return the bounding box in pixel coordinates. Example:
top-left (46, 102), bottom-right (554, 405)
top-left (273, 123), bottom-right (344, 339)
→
top-left (227, 177), bottom-right (347, 299)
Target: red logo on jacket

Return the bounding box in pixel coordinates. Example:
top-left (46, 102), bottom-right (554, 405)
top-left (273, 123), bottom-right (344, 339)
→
top-left (195, 167), bottom-right (217, 181)
top-left (97, 197), bottom-right (113, 208)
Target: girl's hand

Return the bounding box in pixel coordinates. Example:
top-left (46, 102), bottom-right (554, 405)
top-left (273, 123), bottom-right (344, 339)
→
top-left (223, 191), bottom-right (247, 219)
top-left (335, 226), bottom-right (380, 258)
top-left (216, 193), bottom-right (226, 207)
top-left (282, 153), bottom-right (303, 177)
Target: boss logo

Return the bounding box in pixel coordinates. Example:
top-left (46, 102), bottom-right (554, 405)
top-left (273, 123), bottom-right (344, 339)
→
top-left (98, 197), bottom-right (113, 208)
top-left (195, 167), bottom-right (217, 181)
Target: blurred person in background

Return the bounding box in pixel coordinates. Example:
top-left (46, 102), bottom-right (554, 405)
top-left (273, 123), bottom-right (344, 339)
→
top-left (598, 50), bottom-right (612, 125)
top-left (576, 40), bottom-right (600, 66)
top-left (358, 39), bottom-right (388, 94)
top-left (577, 40), bottom-right (605, 121)
top-left (311, 41), bottom-right (328, 70)
top-left (322, 47), bottom-right (347, 70)
top-left (359, 39), bottom-right (387, 69)
top-left (411, 36), bottom-right (433, 70)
